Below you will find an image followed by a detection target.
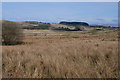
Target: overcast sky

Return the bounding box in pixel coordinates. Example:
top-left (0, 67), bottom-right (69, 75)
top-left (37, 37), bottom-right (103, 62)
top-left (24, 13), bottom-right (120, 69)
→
top-left (2, 2), bottom-right (118, 25)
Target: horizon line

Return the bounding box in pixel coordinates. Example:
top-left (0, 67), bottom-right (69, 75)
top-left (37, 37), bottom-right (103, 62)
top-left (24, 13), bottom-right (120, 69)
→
top-left (1, 19), bottom-right (118, 27)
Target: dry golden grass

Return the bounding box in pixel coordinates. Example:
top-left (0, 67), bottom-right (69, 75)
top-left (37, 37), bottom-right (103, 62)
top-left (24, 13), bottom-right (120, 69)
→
top-left (2, 29), bottom-right (118, 78)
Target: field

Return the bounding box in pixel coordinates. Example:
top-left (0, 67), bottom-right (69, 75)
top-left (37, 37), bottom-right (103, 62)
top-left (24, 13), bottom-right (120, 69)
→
top-left (2, 29), bottom-right (119, 78)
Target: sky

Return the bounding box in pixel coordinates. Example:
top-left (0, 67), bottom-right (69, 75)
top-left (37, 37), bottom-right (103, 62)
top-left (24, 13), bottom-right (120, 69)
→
top-left (1, 0), bottom-right (120, 2)
top-left (2, 2), bottom-right (118, 26)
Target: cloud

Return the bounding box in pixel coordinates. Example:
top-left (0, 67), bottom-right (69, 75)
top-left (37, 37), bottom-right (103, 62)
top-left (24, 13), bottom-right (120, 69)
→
top-left (112, 19), bottom-right (118, 22)
top-left (96, 19), bottom-right (105, 21)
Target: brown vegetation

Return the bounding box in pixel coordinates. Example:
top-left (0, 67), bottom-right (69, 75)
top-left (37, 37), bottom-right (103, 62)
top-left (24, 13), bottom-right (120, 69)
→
top-left (2, 21), bottom-right (23, 45)
top-left (2, 29), bottom-right (118, 78)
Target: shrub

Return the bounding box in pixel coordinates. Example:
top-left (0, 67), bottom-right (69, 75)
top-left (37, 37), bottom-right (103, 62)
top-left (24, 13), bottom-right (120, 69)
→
top-left (74, 26), bottom-right (85, 31)
top-left (2, 20), bottom-right (23, 45)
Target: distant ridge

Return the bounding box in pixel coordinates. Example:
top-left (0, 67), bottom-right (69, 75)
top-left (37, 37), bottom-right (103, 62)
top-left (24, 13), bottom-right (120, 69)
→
top-left (59, 21), bottom-right (89, 26)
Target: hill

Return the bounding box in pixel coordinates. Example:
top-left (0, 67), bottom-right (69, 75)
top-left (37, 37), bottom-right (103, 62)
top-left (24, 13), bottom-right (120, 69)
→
top-left (59, 21), bottom-right (89, 26)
